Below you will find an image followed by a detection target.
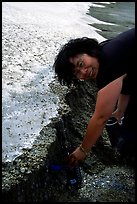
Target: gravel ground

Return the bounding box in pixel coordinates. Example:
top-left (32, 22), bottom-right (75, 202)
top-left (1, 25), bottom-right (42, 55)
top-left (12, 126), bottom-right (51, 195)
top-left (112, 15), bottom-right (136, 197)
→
top-left (2, 80), bottom-right (135, 202)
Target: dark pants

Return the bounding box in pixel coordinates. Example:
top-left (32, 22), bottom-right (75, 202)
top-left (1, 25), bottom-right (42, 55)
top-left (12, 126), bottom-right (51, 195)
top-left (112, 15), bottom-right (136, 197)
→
top-left (106, 122), bottom-right (136, 158)
top-left (106, 94), bottom-right (137, 158)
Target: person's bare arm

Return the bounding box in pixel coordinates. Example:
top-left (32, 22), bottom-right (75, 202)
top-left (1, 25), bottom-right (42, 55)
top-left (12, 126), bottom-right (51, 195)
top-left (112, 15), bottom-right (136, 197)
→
top-left (81, 74), bottom-right (124, 152)
top-left (67, 74), bottom-right (126, 166)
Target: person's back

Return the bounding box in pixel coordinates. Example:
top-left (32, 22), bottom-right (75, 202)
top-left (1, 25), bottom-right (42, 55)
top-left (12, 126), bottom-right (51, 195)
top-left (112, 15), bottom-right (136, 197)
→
top-left (97, 27), bottom-right (135, 89)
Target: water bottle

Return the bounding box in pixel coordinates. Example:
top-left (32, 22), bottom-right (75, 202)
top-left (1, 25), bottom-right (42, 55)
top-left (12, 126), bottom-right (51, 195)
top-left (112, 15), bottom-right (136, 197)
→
top-left (65, 164), bottom-right (82, 189)
top-left (50, 118), bottom-right (82, 189)
top-left (60, 142), bottom-right (82, 189)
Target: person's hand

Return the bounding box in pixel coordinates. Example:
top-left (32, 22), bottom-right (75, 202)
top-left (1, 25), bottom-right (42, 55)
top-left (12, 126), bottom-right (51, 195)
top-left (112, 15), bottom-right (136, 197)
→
top-left (111, 109), bottom-right (124, 125)
top-left (66, 146), bottom-right (87, 168)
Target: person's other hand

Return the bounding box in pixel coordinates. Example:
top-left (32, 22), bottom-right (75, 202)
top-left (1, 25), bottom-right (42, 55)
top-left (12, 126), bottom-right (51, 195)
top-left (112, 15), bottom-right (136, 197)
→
top-left (111, 109), bottom-right (124, 125)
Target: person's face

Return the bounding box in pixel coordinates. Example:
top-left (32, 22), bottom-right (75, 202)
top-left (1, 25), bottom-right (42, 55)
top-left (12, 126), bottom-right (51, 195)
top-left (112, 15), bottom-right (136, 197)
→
top-left (69, 54), bottom-right (99, 80)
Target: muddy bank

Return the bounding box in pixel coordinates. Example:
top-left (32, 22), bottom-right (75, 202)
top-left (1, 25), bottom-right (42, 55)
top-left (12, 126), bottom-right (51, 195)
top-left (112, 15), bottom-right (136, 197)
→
top-left (2, 80), bottom-right (135, 202)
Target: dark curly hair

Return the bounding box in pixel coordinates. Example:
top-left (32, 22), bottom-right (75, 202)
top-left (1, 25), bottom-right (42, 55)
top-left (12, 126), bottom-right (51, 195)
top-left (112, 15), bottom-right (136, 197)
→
top-left (53, 37), bottom-right (101, 87)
